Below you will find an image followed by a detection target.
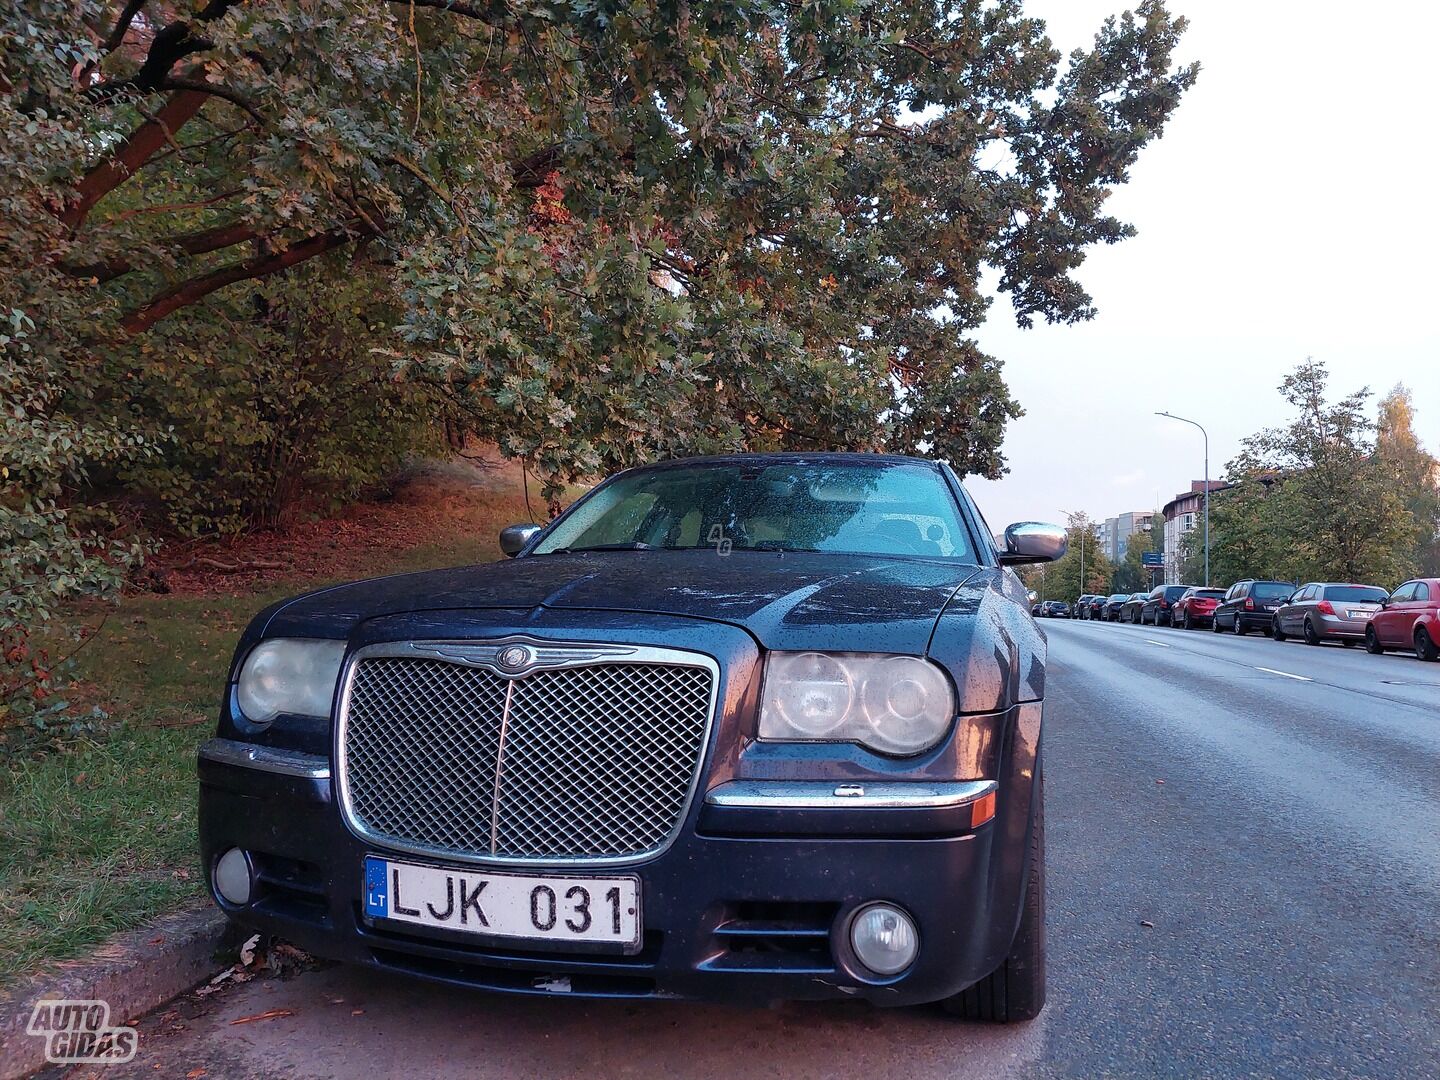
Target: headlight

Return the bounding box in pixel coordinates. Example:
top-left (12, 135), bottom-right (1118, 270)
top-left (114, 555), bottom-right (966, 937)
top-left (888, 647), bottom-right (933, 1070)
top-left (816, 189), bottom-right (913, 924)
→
top-left (235, 638), bottom-right (346, 724)
top-left (759, 652), bottom-right (954, 756)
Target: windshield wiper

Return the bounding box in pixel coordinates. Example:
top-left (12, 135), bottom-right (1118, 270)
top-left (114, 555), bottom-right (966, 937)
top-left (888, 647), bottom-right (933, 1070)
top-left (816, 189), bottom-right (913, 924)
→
top-left (553, 542), bottom-right (655, 553)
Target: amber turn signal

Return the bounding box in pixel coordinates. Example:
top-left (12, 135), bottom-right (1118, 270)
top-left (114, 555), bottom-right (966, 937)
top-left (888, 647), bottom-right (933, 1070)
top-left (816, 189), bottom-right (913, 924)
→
top-left (970, 791), bottom-right (997, 828)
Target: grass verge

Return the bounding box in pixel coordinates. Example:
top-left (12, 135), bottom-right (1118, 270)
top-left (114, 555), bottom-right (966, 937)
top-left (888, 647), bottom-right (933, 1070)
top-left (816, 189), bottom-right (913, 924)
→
top-left (0, 457), bottom-right (534, 983)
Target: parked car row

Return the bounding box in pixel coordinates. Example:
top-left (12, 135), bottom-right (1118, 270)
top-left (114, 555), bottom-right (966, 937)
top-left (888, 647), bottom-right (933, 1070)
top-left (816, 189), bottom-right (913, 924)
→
top-left (1066, 578), bottom-right (1440, 661)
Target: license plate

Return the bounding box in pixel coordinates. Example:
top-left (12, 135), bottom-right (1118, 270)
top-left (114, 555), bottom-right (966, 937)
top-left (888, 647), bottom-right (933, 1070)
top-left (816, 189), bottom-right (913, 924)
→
top-left (1349, 610), bottom-right (1372, 619)
top-left (363, 856), bottom-right (641, 950)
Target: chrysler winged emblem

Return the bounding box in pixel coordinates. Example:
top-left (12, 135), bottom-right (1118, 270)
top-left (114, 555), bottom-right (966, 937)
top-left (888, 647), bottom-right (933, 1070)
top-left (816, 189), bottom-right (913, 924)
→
top-left (497, 645), bottom-right (533, 672)
top-left (405, 638), bottom-right (636, 677)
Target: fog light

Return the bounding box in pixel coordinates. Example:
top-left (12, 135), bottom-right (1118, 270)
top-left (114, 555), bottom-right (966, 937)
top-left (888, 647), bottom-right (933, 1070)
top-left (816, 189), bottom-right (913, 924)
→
top-left (214, 848), bottom-right (253, 905)
top-left (848, 902), bottom-right (919, 976)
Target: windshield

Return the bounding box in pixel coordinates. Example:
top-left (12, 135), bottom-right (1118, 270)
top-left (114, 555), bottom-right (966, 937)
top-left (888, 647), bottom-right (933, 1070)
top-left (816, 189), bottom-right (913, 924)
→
top-left (1191, 589), bottom-right (1225, 600)
top-left (1163, 586), bottom-right (1190, 600)
top-left (1323, 585), bottom-right (1388, 603)
top-left (1253, 582), bottom-right (1295, 599)
top-left (532, 460), bottom-right (974, 560)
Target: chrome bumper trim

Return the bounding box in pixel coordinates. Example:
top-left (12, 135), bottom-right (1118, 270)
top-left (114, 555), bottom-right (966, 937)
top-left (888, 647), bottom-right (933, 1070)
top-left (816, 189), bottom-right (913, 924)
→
top-left (704, 779), bottom-right (997, 810)
top-left (199, 738), bottom-right (331, 779)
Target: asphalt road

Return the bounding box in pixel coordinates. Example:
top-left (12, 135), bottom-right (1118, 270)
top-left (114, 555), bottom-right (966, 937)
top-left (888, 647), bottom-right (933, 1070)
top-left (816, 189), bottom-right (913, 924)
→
top-left (80, 620), bottom-right (1440, 1079)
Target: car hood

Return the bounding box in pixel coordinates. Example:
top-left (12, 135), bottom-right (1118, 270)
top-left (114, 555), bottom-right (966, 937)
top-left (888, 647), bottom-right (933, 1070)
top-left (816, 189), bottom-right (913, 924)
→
top-left (262, 550), bottom-right (986, 654)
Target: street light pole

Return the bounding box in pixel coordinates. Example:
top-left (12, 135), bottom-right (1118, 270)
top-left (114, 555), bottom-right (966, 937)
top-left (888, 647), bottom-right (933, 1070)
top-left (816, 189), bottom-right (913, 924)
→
top-left (1156, 411), bottom-right (1210, 587)
top-left (1061, 510), bottom-right (1086, 593)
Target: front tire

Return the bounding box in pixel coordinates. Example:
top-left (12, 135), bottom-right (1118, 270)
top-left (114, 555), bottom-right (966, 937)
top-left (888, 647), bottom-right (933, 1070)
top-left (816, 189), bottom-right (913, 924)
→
top-left (1233, 613), bottom-right (1247, 636)
top-left (1182, 610), bottom-right (1193, 630)
top-left (943, 769), bottom-right (1045, 1023)
top-left (1272, 618), bottom-right (1286, 642)
top-left (1366, 626), bottom-right (1383, 654)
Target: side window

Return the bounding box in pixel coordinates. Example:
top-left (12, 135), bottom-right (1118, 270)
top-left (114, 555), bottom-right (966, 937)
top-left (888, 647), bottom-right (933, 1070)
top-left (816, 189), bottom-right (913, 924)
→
top-left (1390, 582), bottom-right (1416, 603)
top-left (1416, 583), bottom-right (1431, 602)
top-left (1300, 585), bottom-right (1317, 602)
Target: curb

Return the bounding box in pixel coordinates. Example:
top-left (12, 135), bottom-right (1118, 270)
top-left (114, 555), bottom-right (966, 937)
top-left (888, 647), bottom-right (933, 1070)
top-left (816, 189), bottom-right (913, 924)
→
top-left (0, 903), bottom-right (235, 1080)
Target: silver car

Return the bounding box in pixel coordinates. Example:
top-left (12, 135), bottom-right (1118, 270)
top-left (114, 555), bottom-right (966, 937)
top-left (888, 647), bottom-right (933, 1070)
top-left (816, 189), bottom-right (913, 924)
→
top-left (1271, 582), bottom-right (1390, 645)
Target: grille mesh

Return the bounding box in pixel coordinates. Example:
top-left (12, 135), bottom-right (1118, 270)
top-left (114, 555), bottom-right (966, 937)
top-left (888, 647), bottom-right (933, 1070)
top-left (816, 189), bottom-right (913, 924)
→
top-left (341, 655), bottom-right (713, 861)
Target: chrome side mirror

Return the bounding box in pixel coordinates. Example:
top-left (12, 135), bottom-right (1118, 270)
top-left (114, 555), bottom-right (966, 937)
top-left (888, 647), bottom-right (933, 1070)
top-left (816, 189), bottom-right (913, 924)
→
top-left (499, 523), bottom-right (542, 557)
top-left (1000, 522), bottom-right (1068, 565)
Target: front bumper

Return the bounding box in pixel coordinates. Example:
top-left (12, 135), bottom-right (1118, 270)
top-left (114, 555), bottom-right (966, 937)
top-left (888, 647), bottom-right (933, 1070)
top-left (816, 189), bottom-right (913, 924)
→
top-left (198, 704), bottom-right (1038, 1008)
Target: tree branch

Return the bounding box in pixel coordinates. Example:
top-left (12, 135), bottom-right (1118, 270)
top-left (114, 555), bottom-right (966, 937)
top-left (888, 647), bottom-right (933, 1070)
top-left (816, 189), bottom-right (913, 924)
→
top-left (159, 76), bottom-right (266, 126)
top-left (512, 143), bottom-right (561, 188)
top-left (82, 0), bottom-right (243, 102)
top-left (100, 0), bottom-right (150, 55)
top-left (62, 221), bottom-right (260, 283)
top-left (60, 90), bottom-right (209, 230)
top-left (118, 223), bottom-right (373, 336)
top-left (111, 189), bottom-right (243, 221)
top-left (388, 0), bottom-right (510, 24)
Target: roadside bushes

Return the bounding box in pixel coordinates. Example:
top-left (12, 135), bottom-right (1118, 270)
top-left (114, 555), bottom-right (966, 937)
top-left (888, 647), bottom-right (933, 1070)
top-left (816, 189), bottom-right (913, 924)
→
top-left (3, 256), bottom-right (440, 734)
top-left (107, 260), bottom-right (441, 537)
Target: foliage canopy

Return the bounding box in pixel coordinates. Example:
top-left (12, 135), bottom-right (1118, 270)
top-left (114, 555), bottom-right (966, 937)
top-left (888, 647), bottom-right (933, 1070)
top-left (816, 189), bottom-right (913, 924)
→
top-left (1, 0), bottom-right (1197, 720)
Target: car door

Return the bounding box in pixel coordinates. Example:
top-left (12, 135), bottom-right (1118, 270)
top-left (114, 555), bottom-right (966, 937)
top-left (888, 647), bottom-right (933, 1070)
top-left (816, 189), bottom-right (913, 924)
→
top-left (1218, 581), bottom-right (1245, 628)
top-left (1376, 582), bottom-right (1417, 646)
top-left (1284, 585), bottom-right (1315, 633)
top-left (1276, 586), bottom-right (1299, 632)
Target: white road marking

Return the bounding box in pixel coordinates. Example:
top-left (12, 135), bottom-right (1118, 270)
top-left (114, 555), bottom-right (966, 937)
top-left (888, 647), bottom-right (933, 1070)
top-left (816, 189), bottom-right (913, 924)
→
top-left (1255, 666), bottom-right (1312, 682)
top-left (1144, 639), bottom-right (1172, 648)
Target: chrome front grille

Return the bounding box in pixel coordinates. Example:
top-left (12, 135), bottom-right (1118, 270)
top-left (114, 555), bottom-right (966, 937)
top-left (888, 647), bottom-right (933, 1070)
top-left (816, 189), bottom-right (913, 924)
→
top-left (337, 642), bottom-right (716, 863)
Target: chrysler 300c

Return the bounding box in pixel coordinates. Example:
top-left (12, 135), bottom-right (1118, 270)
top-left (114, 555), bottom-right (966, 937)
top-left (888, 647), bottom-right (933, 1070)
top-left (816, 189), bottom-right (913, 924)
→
top-left (198, 454), bottom-right (1065, 1021)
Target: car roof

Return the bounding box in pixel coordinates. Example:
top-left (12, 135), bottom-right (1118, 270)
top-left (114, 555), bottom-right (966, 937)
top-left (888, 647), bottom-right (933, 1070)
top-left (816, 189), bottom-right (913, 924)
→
top-left (635, 451), bottom-right (943, 472)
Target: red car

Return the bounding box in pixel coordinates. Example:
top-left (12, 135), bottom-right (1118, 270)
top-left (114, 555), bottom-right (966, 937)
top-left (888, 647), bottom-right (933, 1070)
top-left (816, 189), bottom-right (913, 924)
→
top-left (1366, 578), bottom-right (1440, 660)
top-left (1172, 587), bottom-right (1227, 630)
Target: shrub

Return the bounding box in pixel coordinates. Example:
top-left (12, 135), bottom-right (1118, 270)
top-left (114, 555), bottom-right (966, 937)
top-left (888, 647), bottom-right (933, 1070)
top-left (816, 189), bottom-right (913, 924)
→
top-left (109, 259), bottom-right (440, 537)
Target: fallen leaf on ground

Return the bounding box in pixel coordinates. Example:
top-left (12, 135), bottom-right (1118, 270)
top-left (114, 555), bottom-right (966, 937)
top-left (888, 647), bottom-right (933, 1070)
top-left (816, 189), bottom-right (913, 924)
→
top-left (1139, 920), bottom-right (1155, 928)
top-left (1155, 779), bottom-right (1165, 785)
top-left (187, 1070), bottom-right (207, 1079)
top-left (148, 937), bottom-right (165, 946)
top-left (351, 1009), bottom-right (365, 1016)
top-left (239, 934), bottom-right (260, 967)
top-left (230, 1009), bottom-right (294, 1026)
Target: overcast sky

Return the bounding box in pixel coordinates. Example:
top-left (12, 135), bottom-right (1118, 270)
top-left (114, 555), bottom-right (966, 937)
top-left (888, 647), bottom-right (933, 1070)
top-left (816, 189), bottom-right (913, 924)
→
top-left (964, 0), bottom-right (1440, 531)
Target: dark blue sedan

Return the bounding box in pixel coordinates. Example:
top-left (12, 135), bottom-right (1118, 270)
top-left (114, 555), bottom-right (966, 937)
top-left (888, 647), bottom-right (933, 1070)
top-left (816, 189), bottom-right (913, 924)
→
top-left (198, 453), bottom-right (1064, 1021)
